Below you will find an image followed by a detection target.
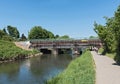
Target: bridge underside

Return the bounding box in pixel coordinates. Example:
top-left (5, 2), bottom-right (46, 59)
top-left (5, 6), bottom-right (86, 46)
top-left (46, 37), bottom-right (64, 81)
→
top-left (39, 48), bottom-right (84, 55)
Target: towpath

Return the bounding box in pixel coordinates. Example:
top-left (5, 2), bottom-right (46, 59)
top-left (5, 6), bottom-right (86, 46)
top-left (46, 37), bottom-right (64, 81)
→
top-left (91, 51), bottom-right (120, 84)
top-left (14, 42), bottom-right (31, 50)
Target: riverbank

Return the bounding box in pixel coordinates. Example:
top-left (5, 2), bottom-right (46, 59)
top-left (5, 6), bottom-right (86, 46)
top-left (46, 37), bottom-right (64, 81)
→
top-left (47, 51), bottom-right (95, 84)
top-left (0, 40), bottom-right (40, 63)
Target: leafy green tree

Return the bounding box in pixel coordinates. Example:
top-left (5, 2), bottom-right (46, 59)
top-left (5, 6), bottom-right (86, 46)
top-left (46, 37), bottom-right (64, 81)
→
top-left (28, 26), bottom-right (54, 39)
top-left (47, 31), bottom-right (54, 38)
top-left (59, 35), bottom-right (70, 39)
top-left (94, 5), bottom-right (120, 64)
top-left (94, 22), bottom-right (107, 53)
top-left (3, 28), bottom-right (8, 35)
top-left (55, 35), bottom-right (59, 38)
top-left (104, 17), bottom-right (116, 52)
top-left (28, 26), bottom-right (44, 39)
top-left (7, 25), bottom-right (20, 39)
top-left (0, 28), bottom-right (13, 41)
top-left (112, 6), bottom-right (120, 64)
top-left (94, 20), bottom-right (114, 54)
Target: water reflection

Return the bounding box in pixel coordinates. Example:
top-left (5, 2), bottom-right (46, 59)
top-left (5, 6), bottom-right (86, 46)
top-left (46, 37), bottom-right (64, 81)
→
top-left (0, 61), bottom-right (21, 84)
top-left (0, 54), bottom-right (73, 84)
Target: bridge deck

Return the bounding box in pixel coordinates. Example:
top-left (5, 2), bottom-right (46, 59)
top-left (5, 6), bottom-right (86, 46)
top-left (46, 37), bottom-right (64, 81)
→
top-left (30, 39), bottom-right (102, 49)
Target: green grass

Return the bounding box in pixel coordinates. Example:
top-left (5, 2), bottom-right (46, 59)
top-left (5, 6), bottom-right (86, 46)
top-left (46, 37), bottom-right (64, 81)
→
top-left (98, 47), bottom-right (104, 54)
top-left (98, 47), bottom-right (115, 59)
top-left (47, 51), bottom-right (95, 84)
top-left (106, 53), bottom-right (116, 59)
top-left (0, 40), bottom-right (39, 61)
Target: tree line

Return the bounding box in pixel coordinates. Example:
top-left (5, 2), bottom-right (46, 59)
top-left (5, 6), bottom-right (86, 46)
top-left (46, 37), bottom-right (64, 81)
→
top-left (0, 25), bottom-right (70, 41)
top-left (28, 26), bottom-right (70, 39)
top-left (0, 25), bottom-right (27, 41)
top-left (94, 5), bottom-right (120, 64)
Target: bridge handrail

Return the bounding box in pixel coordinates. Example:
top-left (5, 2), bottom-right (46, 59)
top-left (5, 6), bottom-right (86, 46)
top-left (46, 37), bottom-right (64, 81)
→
top-left (30, 39), bottom-right (101, 44)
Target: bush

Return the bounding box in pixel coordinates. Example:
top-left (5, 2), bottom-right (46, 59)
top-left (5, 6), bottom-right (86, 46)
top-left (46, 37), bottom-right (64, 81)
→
top-left (2, 35), bottom-right (14, 41)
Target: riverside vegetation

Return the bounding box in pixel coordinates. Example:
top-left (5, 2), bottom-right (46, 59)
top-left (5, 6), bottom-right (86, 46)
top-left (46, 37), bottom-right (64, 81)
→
top-left (0, 24), bottom-right (72, 63)
top-left (0, 40), bottom-right (39, 62)
top-left (47, 51), bottom-right (95, 84)
top-left (98, 47), bottom-right (116, 59)
top-left (94, 5), bottom-right (120, 64)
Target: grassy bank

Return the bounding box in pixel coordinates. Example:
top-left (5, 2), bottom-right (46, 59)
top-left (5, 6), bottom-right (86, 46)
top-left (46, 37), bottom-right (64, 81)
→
top-left (47, 51), bottom-right (95, 84)
top-left (98, 48), bottom-right (115, 59)
top-left (0, 40), bottom-right (39, 61)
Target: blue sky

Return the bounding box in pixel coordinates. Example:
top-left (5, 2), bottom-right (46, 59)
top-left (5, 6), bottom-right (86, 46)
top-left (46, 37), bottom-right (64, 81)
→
top-left (0, 0), bottom-right (120, 38)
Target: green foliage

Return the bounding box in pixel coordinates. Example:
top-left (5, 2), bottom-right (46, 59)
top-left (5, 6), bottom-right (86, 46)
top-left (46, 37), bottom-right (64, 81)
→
top-left (3, 28), bottom-right (8, 35)
top-left (89, 36), bottom-right (98, 39)
top-left (2, 35), bottom-right (14, 41)
top-left (7, 25), bottom-right (20, 39)
top-left (98, 47), bottom-right (115, 59)
top-left (47, 51), bottom-right (95, 84)
top-left (28, 26), bottom-right (54, 39)
top-left (57, 35), bottom-right (70, 39)
top-left (94, 20), bottom-right (115, 53)
top-left (98, 47), bottom-right (104, 54)
top-left (0, 26), bottom-right (21, 41)
top-left (0, 30), bottom-right (6, 38)
top-left (0, 28), bottom-right (14, 41)
top-left (94, 5), bottom-right (120, 64)
top-left (112, 6), bottom-right (120, 64)
top-left (106, 53), bottom-right (116, 59)
top-left (20, 33), bottom-right (27, 41)
top-left (55, 35), bottom-right (59, 38)
top-left (0, 40), bottom-right (39, 61)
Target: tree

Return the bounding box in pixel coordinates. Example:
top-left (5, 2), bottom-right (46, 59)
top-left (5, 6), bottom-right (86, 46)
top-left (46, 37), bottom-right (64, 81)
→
top-left (3, 28), bottom-right (8, 35)
top-left (59, 35), bottom-right (70, 39)
top-left (0, 29), bottom-right (13, 41)
top-left (55, 34), bottom-right (59, 38)
top-left (94, 5), bottom-right (120, 64)
top-left (94, 20), bottom-right (114, 54)
top-left (28, 26), bottom-right (55, 39)
top-left (112, 6), bottom-right (120, 64)
top-left (20, 34), bottom-right (27, 41)
top-left (7, 25), bottom-right (20, 39)
top-left (0, 30), bottom-right (6, 38)
top-left (47, 31), bottom-right (54, 38)
top-left (28, 26), bottom-right (44, 39)
top-left (89, 36), bottom-right (98, 39)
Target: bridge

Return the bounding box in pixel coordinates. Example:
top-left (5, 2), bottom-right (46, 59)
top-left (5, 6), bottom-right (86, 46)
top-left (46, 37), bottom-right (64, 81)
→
top-left (29, 39), bottom-right (102, 54)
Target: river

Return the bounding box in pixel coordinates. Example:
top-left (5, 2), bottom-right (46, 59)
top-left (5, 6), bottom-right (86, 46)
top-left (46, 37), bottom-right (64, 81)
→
top-left (0, 54), bottom-right (75, 84)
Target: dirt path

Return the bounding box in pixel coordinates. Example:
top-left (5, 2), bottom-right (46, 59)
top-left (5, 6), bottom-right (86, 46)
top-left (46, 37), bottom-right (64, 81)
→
top-left (91, 51), bottom-right (120, 84)
top-left (14, 42), bottom-right (31, 51)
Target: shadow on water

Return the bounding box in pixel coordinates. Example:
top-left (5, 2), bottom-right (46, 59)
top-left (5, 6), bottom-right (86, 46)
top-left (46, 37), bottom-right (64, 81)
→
top-left (0, 54), bottom-right (78, 84)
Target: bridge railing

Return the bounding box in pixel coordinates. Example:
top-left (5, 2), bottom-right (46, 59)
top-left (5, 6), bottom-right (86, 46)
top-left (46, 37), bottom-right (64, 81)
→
top-left (29, 39), bottom-right (102, 49)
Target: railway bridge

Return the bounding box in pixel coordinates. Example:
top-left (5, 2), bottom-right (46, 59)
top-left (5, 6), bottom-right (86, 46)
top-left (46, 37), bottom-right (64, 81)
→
top-left (30, 39), bottom-right (102, 54)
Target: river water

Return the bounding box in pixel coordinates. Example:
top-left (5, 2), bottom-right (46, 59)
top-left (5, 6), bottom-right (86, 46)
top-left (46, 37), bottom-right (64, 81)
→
top-left (0, 54), bottom-right (74, 84)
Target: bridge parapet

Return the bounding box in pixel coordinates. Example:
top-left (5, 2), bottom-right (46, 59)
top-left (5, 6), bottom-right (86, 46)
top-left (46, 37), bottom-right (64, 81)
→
top-left (29, 39), bottom-right (102, 49)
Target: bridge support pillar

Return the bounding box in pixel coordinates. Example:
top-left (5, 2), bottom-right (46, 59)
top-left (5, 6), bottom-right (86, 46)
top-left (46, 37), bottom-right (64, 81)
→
top-left (52, 49), bottom-right (58, 55)
top-left (72, 48), bottom-right (80, 55)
